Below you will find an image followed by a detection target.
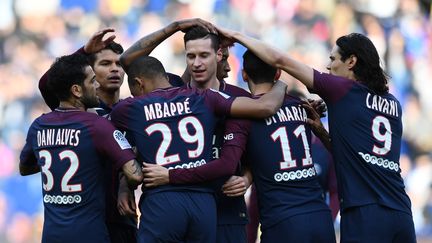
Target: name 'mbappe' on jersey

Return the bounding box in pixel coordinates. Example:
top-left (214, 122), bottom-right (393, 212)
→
top-left (144, 99), bottom-right (192, 121)
top-left (110, 86), bottom-right (234, 194)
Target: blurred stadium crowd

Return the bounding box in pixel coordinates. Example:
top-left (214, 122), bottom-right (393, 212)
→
top-left (0, 0), bottom-right (431, 242)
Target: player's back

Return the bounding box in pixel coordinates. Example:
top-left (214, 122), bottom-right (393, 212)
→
top-left (245, 94), bottom-right (329, 229)
top-left (111, 86), bottom-right (234, 195)
top-left (314, 72), bottom-right (411, 213)
top-left (29, 109), bottom-right (112, 243)
top-left (313, 70), bottom-right (411, 214)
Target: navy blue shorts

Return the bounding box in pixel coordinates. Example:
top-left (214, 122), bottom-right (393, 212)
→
top-left (138, 191), bottom-right (216, 243)
top-left (340, 204), bottom-right (416, 243)
top-left (216, 224), bottom-right (246, 243)
top-left (261, 210), bottom-right (335, 243)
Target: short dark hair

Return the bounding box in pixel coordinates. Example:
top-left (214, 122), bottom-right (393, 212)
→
top-left (127, 56), bottom-right (168, 86)
top-left (336, 33), bottom-right (389, 94)
top-left (183, 26), bottom-right (220, 52)
top-left (87, 41), bottom-right (123, 67)
top-left (47, 53), bottom-right (90, 101)
top-left (243, 50), bottom-right (277, 84)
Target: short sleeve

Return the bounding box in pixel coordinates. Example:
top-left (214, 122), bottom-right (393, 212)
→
top-left (204, 89), bottom-right (236, 116)
top-left (313, 69), bottom-right (354, 104)
top-left (19, 126), bottom-right (37, 167)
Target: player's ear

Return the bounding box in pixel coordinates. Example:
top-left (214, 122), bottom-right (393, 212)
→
top-left (70, 84), bottom-right (83, 98)
top-left (134, 77), bottom-right (143, 88)
top-left (347, 54), bottom-right (357, 70)
top-left (274, 69), bottom-right (281, 81)
top-left (216, 48), bottom-right (222, 62)
top-left (241, 69), bottom-right (248, 83)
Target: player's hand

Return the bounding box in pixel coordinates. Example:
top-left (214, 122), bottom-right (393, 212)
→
top-left (307, 98), bottom-right (327, 118)
top-left (175, 18), bottom-right (216, 34)
top-left (302, 101), bottom-right (323, 128)
top-left (84, 28), bottom-right (116, 54)
top-left (142, 162), bottom-right (169, 187)
top-left (222, 175), bottom-right (251, 197)
top-left (117, 187), bottom-right (137, 217)
top-left (215, 26), bottom-right (236, 48)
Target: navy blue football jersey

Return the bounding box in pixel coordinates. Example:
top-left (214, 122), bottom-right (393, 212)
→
top-left (19, 108), bottom-right (135, 243)
top-left (245, 94), bottom-right (329, 229)
top-left (110, 86), bottom-right (235, 195)
top-left (313, 70), bottom-right (411, 214)
top-left (210, 81), bottom-right (251, 225)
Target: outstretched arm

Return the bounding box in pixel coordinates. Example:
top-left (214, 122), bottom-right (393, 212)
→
top-left (230, 80), bottom-right (287, 118)
top-left (120, 18), bottom-right (216, 70)
top-left (217, 27), bottom-right (315, 89)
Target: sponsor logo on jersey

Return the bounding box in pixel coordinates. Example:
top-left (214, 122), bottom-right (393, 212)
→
top-left (167, 159), bottom-right (207, 170)
top-left (43, 194), bottom-right (82, 204)
top-left (273, 167), bottom-right (316, 182)
top-left (358, 152), bottom-right (399, 172)
top-left (224, 133), bottom-right (234, 141)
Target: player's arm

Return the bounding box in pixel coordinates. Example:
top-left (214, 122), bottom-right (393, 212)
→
top-left (39, 28), bottom-right (117, 110)
top-left (117, 172), bottom-right (138, 216)
top-left (120, 18), bottom-right (215, 70)
top-left (19, 139), bottom-right (40, 176)
top-left (120, 159), bottom-right (143, 188)
top-left (217, 27), bottom-right (314, 89)
top-left (143, 118), bottom-right (250, 186)
top-left (230, 80), bottom-right (287, 118)
top-left (19, 164), bottom-right (40, 176)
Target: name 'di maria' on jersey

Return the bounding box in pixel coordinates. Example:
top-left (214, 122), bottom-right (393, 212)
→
top-left (265, 105), bottom-right (307, 126)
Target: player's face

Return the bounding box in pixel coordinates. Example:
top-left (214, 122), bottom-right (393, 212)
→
top-left (326, 45), bottom-right (352, 79)
top-left (93, 49), bottom-right (124, 93)
top-left (216, 48), bottom-right (231, 80)
top-left (185, 38), bottom-right (219, 84)
top-left (81, 66), bottom-right (100, 109)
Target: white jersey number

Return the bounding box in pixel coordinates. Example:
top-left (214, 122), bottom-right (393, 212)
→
top-left (271, 125), bottom-right (313, 170)
top-left (39, 150), bottom-right (82, 192)
top-left (145, 116), bottom-right (204, 165)
top-left (372, 116), bottom-right (392, 155)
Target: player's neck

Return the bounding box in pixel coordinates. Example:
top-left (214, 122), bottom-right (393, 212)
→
top-left (153, 80), bottom-right (172, 91)
top-left (97, 90), bottom-right (120, 108)
top-left (249, 82), bottom-right (273, 96)
top-left (190, 78), bottom-right (220, 90)
top-left (58, 100), bottom-right (85, 111)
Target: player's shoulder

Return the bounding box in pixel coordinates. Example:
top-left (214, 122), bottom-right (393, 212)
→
top-left (285, 93), bottom-right (304, 104)
top-left (112, 96), bottom-right (140, 112)
top-left (167, 72), bottom-right (185, 87)
top-left (223, 82), bottom-right (251, 97)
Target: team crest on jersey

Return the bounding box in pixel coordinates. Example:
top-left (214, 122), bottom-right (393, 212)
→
top-left (113, 130), bottom-right (131, 150)
top-left (209, 88), bottom-right (231, 99)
